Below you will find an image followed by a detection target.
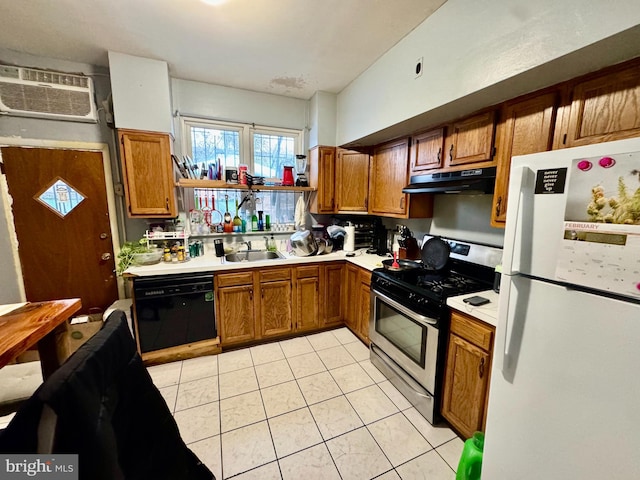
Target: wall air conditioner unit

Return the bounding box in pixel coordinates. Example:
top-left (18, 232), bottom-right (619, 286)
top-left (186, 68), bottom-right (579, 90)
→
top-left (0, 64), bottom-right (98, 122)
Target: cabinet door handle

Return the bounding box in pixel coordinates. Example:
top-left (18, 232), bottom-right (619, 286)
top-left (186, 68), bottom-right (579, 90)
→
top-left (249, 289), bottom-right (253, 301)
top-left (437, 147), bottom-right (441, 162)
top-left (449, 144), bottom-right (454, 161)
top-left (479, 357), bottom-right (486, 378)
top-left (166, 197), bottom-right (170, 210)
top-left (399, 197), bottom-right (405, 210)
top-left (495, 196), bottom-right (502, 216)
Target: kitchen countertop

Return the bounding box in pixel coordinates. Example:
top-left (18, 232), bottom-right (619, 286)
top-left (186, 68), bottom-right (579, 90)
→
top-left (446, 290), bottom-right (499, 327)
top-left (124, 248), bottom-right (390, 277)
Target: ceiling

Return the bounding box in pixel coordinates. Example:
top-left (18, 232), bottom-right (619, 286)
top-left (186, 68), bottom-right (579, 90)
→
top-left (0, 0), bottom-right (446, 100)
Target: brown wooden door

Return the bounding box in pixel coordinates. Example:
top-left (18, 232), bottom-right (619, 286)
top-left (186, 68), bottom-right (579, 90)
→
top-left (322, 263), bottom-right (344, 325)
top-left (309, 146), bottom-right (336, 214)
top-left (344, 264), bottom-right (359, 331)
top-left (357, 271), bottom-right (372, 344)
top-left (260, 280), bottom-right (293, 337)
top-left (336, 149), bottom-right (370, 212)
top-left (2, 147), bottom-right (118, 314)
top-left (446, 111), bottom-right (496, 167)
top-left (492, 91), bottom-right (558, 226)
top-left (564, 63), bottom-right (640, 147)
top-left (441, 333), bottom-right (491, 439)
top-left (410, 128), bottom-right (445, 173)
top-left (369, 139), bottom-right (409, 216)
top-left (295, 266), bottom-right (320, 333)
top-left (217, 285), bottom-right (255, 345)
top-left (118, 129), bottom-right (177, 218)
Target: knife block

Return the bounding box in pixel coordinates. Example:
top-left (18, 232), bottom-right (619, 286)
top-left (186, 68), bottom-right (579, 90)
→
top-left (402, 238), bottom-right (420, 260)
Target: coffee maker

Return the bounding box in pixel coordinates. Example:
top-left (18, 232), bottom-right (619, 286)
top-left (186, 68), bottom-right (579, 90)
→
top-left (371, 222), bottom-right (388, 255)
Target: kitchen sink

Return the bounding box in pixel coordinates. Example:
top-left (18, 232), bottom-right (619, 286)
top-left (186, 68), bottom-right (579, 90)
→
top-left (224, 250), bottom-right (285, 262)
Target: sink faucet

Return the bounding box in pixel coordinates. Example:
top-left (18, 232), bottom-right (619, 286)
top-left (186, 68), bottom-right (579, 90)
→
top-left (240, 241), bottom-right (252, 260)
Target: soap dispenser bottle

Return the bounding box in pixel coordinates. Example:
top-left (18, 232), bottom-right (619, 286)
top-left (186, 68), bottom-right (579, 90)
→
top-left (257, 211), bottom-right (264, 231)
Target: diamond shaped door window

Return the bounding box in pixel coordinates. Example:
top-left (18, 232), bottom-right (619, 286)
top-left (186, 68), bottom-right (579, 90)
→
top-left (36, 178), bottom-right (85, 218)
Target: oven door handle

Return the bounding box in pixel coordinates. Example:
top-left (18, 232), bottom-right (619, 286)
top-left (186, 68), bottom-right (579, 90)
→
top-left (371, 344), bottom-right (433, 400)
top-left (372, 290), bottom-right (438, 327)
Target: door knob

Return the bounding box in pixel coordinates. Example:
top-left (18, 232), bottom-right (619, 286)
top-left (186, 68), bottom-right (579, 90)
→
top-left (100, 232), bottom-right (108, 239)
top-left (101, 253), bottom-right (112, 261)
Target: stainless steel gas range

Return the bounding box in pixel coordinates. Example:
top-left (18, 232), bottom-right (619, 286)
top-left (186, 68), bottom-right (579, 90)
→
top-left (369, 236), bottom-right (502, 424)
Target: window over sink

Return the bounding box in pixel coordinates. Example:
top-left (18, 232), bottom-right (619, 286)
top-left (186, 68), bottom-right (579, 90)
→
top-left (182, 117), bottom-right (304, 227)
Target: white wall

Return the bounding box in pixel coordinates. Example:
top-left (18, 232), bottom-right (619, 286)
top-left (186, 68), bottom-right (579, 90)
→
top-left (171, 78), bottom-right (309, 157)
top-left (108, 52), bottom-right (173, 134)
top-left (309, 91), bottom-right (337, 148)
top-left (337, 0), bottom-right (640, 146)
top-left (382, 195), bottom-right (504, 248)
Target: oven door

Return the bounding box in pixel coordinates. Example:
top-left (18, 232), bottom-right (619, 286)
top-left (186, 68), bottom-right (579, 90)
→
top-left (369, 289), bottom-right (439, 394)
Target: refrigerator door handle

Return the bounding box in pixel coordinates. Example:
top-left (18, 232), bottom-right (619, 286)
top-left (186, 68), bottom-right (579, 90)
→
top-left (496, 273), bottom-right (514, 374)
top-left (502, 166), bottom-right (530, 275)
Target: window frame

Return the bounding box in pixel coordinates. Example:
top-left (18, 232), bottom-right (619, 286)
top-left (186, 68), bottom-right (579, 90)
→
top-left (180, 117), bottom-right (305, 229)
top-left (181, 117), bottom-right (304, 174)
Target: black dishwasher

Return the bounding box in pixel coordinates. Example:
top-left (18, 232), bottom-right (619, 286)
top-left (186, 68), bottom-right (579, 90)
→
top-left (132, 273), bottom-right (216, 353)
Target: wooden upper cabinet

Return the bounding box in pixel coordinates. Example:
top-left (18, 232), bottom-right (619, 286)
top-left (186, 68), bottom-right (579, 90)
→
top-left (445, 111), bottom-right (496, 167)
top-left (309, 146), bottom-right (336, 214)
top-left (118, 129), bottom-right (177, 218)
top-left (491, 91), bottom-right (559, 227)
top-left (410, 127), bottom-right (445, 174)
top-left (369, 138), bottom-right (410, 216)
top-left (563, 61), bottom-right (640, 147)
top-left (335, 148), bottom-right (370, 212)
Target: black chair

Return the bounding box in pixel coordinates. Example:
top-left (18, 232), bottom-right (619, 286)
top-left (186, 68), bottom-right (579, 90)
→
top-left (0, 310), bottom-right (214, 480)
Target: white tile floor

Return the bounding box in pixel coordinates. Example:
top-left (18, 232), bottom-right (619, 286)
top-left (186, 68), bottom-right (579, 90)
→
top-left (148, 328), bottom-right (464, 480)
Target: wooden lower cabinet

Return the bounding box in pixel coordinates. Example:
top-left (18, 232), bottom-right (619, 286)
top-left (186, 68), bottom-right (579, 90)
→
top-left (215, 272), bottom-right (255, 346)
top-left (294, 265), bottom-right (320, 333)
top-left (344, 263), bottom-right (371, 344)
top-left (258, 268), bottom-right (293, 338)
top-left (441, 310), bottom-right (495, 439)
top-left (357, 270), bottom-right (372, 344)
top-left (344, 264), bottom-right (360, 332)
top-left (322, 263), bottom-right (344, 326)
top-left (217, 262), bottom-right (357, 348)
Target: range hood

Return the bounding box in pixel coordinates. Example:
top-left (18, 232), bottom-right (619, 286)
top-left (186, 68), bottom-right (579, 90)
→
top-left (403, 167), bottom-right (496, 194)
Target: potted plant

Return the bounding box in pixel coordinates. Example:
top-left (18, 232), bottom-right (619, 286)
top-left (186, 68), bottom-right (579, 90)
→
top-left (116, 238), bottom-right (162, 275)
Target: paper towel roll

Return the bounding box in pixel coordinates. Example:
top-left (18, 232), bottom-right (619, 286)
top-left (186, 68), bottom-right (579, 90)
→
top-left (344, 225), bottom-right (355, 252)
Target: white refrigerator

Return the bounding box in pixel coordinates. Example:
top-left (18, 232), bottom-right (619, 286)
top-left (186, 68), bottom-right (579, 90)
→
top-left (482, 137), bottom-right (640, 479)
